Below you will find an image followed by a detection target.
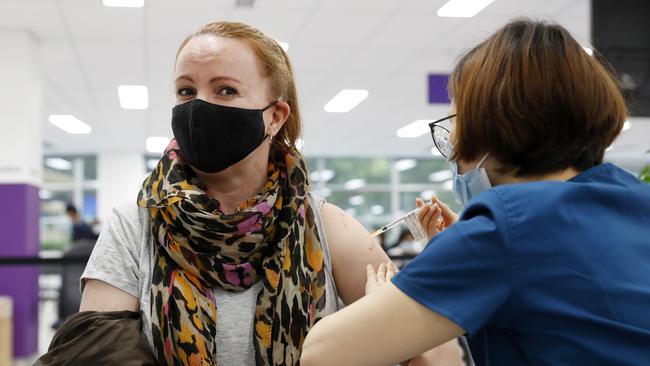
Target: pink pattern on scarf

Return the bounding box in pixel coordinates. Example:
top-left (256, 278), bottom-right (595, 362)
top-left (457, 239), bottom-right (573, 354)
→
top-left (237, 215), bottom-right (260, 233)
top-left (255, 201), bottom-right (271, 215)
top-left (164, 139), bottom-right (180, 161)
top-left (169, 271), bottom-right (176, 295)
top-left (205, 287), bottom-right (216, 304)
top-left (222, 262), bottom-right (255, 286)
top-left (298, 204), bottom-right (305, 219)
top-left (223, 263), bottom-right (242, 286)
top-left (165, 339), bottom-right (172, 358)
top-left (242, 262), bottom-right (254, 286)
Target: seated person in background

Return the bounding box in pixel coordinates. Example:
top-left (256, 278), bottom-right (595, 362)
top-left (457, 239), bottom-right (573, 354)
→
top-left (301, 18), bottom-right (650, 366)
top-left (65, 204), bottom-right (98, 242)
top-left (386, 229), bottom-right (422, 269)
top-left (387, 229), bottom-right (422, 257)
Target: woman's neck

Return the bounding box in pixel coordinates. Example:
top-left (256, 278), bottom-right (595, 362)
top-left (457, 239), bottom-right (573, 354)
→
top-left (194, 150), bottom-right (269, 214)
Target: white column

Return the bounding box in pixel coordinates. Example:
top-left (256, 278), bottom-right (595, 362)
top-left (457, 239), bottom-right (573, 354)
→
top-left (97, 151), bottom-right (146, 223)
top-left (0, 30), bottom-right (42, 186)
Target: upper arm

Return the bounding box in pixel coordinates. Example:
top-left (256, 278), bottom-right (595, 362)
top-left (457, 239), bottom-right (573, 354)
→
top-left (80, 204), bottom-right (144, 309)
top-left (301, 282), bottom-right (464, 366)
top-left (320, 202), bottom-right (390, 305)
top-left (79, 279), bottom-right (139, 312)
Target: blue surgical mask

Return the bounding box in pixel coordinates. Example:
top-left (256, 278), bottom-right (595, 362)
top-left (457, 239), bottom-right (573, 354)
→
top-left (450, 154), bottom-right (492, 207)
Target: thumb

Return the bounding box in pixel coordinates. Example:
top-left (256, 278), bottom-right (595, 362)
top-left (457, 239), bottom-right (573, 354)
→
top-left (415, 198), bottom-right (425, 209)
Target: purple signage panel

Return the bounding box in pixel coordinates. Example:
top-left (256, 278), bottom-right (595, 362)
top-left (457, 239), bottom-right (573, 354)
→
top-left (428, 73), bottom-right (451, 104)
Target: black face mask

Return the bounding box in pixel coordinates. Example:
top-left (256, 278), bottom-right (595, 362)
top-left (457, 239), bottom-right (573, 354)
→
top-left (171, 99), bottom-right (276, 173)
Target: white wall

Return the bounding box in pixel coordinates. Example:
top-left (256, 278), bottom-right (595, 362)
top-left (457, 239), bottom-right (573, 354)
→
top-left (97, 152), bottom-right (146, 223)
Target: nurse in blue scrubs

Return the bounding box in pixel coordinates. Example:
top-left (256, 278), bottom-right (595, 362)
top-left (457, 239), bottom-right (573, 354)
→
top-left (301, 18), bottom-right (650, 366)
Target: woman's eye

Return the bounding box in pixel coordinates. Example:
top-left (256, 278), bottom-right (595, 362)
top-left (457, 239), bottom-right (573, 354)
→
top-left (176, 87), bottom-right (194, 97)
top-left (217, 87), bottom-right (238, 96)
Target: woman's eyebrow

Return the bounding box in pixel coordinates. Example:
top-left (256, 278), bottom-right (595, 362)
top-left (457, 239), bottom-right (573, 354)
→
top-left (208, 76), bottom-right (241, 84)
top-left (175, 75), bottom-right (193, 83)
top-left (174, 75), bottom-right (241, 84)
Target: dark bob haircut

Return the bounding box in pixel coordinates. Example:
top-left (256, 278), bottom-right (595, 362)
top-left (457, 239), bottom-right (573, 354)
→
top-left (449, 18), bottom-right (628, 176)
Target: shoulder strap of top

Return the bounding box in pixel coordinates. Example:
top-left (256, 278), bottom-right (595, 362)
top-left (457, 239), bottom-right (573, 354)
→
top-left (307, 191), bottom-right (340, 309)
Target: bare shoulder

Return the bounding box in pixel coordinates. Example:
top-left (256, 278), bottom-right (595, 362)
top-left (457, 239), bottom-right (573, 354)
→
top-left (320, 203), bottom-right (373, 246)
top-left (320, 202), bottom-right (386, 261)
top-left (320, 202), bottom-right (390, 304)
top-left (79, 279), bottom-right (139, 312)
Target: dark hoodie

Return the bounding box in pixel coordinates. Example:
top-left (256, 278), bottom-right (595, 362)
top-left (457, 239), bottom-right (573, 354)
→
top-left (34, 310), bottom-right (156, 366)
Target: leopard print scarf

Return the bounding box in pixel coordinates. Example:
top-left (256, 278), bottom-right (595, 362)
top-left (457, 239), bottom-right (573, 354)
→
top-left (137, 140), bottom-right (327, 365)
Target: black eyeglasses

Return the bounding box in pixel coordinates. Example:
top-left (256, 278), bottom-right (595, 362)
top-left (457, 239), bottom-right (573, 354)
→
top-left (428, 114), bottom-right (455, 158)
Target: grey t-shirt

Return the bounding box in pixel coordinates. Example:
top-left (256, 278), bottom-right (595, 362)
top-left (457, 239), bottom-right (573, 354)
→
top-left (81, 195), bottom-right (339, 365)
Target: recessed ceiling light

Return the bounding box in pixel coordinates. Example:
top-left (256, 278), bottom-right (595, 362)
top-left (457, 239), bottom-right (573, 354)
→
top-left (45, 158), bottom-right (72, 171)
top-left (279, 42), bottom-right (289, 52)
top-left (395, 159), bottom-right (417, 171)
top-left (146, 159), bottom-right (159, 171)
top-left (118, 85), bottom-right (149, 110)
top-left (370, 205), bottom-right (384, 215)
top-left (310, 169), bottom-right (335, 183)
top-left (349, 195), bottom-right (365, 206)
top-left (146, 136), bottom-right (170, 153)
top-left (324, 90), bottom-right (369, 113)
top-left (623, 120), bottom-right (631, 131)
top-left (429, 170), bottom-right (453, 182)
top-left (48, 115), bottom-right (91, 134)
top-left (39, 190), bottom-right (53, 200)
top-left (320, 169), bottom-right (335, 182)
top-left (343, 178), bottom-right (366, 190)
top-left (397, 120), bottom-right (430, 138)
top-left (436, 0), bottom-right (494, 18)
top-left (431, 147), bottom-right (443, 156)
top-left (102, 0), bottom-right (145, 8)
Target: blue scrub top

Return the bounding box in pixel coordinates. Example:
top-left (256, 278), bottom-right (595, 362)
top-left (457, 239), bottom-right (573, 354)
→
top-left (392, 163), bottom-right (650, 365)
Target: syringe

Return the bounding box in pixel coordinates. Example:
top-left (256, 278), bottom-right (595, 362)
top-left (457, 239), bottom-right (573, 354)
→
top-left (371, 205), bottom-right (429, 243)
top-left (371, 208), bottom-right (419, 237)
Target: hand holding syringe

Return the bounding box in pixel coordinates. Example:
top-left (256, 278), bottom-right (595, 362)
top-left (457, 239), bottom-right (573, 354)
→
top-left (415, 195), bottom-right (459, 239)
top-left (372, 196), bottom-right (459, 243)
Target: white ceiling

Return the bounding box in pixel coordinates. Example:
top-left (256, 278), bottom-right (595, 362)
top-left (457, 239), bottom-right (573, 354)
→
top-left (1, 0), bottom-right (648, 167)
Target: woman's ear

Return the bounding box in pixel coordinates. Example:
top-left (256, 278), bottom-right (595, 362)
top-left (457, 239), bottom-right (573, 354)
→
top-left (268, 100), bottom-right (290, 136)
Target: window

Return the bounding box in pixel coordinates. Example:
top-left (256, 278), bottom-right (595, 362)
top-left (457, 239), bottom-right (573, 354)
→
top-left (307, 156), bottom-right (460, 239)
top-left (40, 155), bottom-right (98, 251)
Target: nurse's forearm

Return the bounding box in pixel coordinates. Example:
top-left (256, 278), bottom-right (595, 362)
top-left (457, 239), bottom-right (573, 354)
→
top-left (301, 283), bottom-right (464, 365)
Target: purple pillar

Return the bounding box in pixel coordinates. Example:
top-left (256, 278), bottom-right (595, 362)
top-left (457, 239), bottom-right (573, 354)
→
top-left (428, 73), bottom-right (451, 104)
top-left (0, 184), bottom-right (40, 357)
